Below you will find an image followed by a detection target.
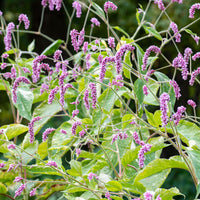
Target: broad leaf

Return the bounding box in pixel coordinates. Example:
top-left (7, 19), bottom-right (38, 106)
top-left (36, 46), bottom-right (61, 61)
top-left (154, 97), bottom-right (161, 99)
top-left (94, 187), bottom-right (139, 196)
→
top-left (143, 25), bottom-right (162, 41)
top-left (41, 39), bottom-right (64, 56)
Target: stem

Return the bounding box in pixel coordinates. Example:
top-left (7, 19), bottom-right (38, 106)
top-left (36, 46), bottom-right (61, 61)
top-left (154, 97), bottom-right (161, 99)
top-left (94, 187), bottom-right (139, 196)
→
top-left (38, 7), bottom-right (45, 32)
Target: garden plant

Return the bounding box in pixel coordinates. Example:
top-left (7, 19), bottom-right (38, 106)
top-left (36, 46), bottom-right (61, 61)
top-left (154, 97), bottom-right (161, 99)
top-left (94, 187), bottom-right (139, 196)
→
top-left (1, 0), bottom-right (200, 199)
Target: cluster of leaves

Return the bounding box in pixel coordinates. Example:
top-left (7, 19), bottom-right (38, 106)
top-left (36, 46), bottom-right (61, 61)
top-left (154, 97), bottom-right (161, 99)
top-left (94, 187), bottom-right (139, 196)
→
top-left (1, 0), bottom-right (200, 200)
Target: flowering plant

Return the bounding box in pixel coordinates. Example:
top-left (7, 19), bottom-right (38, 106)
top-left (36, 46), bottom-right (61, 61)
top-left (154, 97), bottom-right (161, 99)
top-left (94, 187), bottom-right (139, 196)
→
top-left (1, 0), bottom-right (200, 199)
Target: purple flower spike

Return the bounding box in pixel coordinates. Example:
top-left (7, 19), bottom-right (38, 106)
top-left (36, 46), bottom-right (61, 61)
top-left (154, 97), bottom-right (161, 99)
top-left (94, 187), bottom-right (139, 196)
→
top-left (46, 161), bottom-right (58, 167)
top-left (192, 52), bottom-right (200, 61)
top-left (72, 109), bottom-right (79, 118)
top-left (88, 172), bottom-right (98, 181)
top-left (154, 0), bottom-right (165, 11)
top-left (104, 1), bottom-right (117, 13)
top-left (184, 47), bottom-right (193, 67)
top-left (76, 148), bottom-right (81, 156)
top-left (189, 3), bottom-right (200, 18)
top-left (142, 45), bottom-right (160, 71)
top-left (172, 106), bottom-right (186, 125)
top-left (83, 42), bottom-right (88, 53)
top-left (170, 80), bottom-right (181, 99)
top-left (4, 22), bottom-right (15, 51)
top-left (171, 0), bottom-right (182, 4)
top-left (160, 92), bottom-right (170, 127)
top-left (189, 67), bottom-right (200, 86)
top-left (28, 116), bottom-right (41, 143)
top-left (8, 144), bottom-right (16, 149)
top-left (89, 82), bottom-right (97, 109)
top-left (86, 54), bottom-right (91, 70)
top-left (14, 176), bottom-right (23, 182)
top-left (30, 188), bottom-right (36, 196)
top-left (91, 17), bottom-right (100, 27)
top-left (72, 121), bottom-right (82, 135)
top-left (18, 14), bottom-right (30, 29)
top-left (12, 77), bottom-right (31, 104)
top-left (60, 129), bottom-right (67, 134)
top-left (187, 99), bottom-right (196, 108)
top-left (53, 50), bottom-right (62, 62)
top-left (115, 44), bottom-right (135, 74)
top-left (83, 89), bottom-right (90, 110)
top-left (143, 191), bottom-right (154, 200)
top-left (105, 191), bottom-right (112, 200)
top-left (100, 56), bottom-right (115, 82)
top-left (0, 163), bottom-right (5, 168)
top-left (108, 37), bottom-right (115, 48)
top-left (170, 22), bottom-right (181, 43)
top-left (48, 86), bottom-right (59, 104)
top-left (72, 1), bottom-right (82, 18)
top-left (138, 144), bottom-right (152, 168)
top-left (42, 128), bottom-right (55, 142)
top-left (14, 184), bottom-right (26, 198)
top-left (143, 85), bottom-right (148, 96)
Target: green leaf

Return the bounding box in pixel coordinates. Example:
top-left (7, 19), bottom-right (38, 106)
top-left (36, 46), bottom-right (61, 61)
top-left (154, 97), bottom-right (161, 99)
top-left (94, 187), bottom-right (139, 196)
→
top-left (38, 141), bottom-right (48, 159)
top-left (143, 25), bottom-right (162, 41)
top-left (0, 79), bottom-right (10, 91)
top-left (0, 171), bottom-right (16, 184)
top-left (106, 181), bottom-right (122, 191)
top-left (134, 43), bottom-right (145, 72)
top-left (92, 2), bottom-right (106, 20)
top-left (25, 165), bottom-right (61, 175)
top-left (140, 169), bottom-right (171, 191)
top-left (185, 29), bottom-right (197, 36)
top-left (121, 148), bottom-right (139, 167)
top-left (112, 26), bottom-right (130, 38)
top-left (14, 87), bottom-right (33, 120)
top-left (145, 108), bottom-right (157, 127)
top-left (187, 148), bottom-right (200, 198)
top-left (122, 114), bottom-right (134, 129)
top-left (121, 181), bottom-right (145, 194)
top-left (134, 79), bottom-right (144, 105)
top-left (143, 79), bottom-right (160, 106)
top-left (33, 101), bottom-right (67, 134)
top-left (0, 183), bottom-right (7, 194)
top-left (136, 9), bottom-right (141, 25)
top-left (0, 124), bottom-right (28, 145)
top-left (123, 51), bottom-right (132, 79)
top-left (67, 160), bottom-right (82, 176)
top-left (155, 187), bottom-right (184, 200)
top-left (98, 87), bottom-right (129, 112)
top-left (154, 71), bottom-right (176, 108)
top-left (134, 156), bottom-right (188, 185)
top-left (66, 185), bottom-right (88, 193)
top-left (28, 39), bottom-right (35, 52)
top-left (41, 39), bottom-right (64, 56)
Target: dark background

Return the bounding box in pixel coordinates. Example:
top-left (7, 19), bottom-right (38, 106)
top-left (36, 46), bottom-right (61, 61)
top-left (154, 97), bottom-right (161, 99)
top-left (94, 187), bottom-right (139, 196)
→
top-left (0, 0), bottom-right (199, 199)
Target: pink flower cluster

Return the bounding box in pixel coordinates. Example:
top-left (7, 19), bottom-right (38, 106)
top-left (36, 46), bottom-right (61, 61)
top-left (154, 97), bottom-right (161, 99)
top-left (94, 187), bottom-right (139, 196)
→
top-left (160, 92), bottom-right (170, 127)
top-left (41, 0), bottom-right (63, 11)
top-left (105, 191), bottom-right (111, 200)
top-left (42, 128), bottom-right (55, 141)
top-left (91, 17), bottom-right (100, 27)
top-left (28, 116), bottom-right (42, 143)
top-left (100, 56), bottom-right (115, 82)
top-left (189, 3), bottom-right (200, 18)
top-left (88, 172), bottom-right (98, 181)
top-left (72, 121), bottom-right (82, 135)
top-left (189, 67), bottom-right (200, 86)
top-left (14, 184), bottom-right (26, 198)
top-left (111, 131), bottom-right (128, 144)
top-left (169, 80), bottom-right (181, 99)
top-left (143, 85), bottom-right (148, 96)
top-left (110, 74), bottom-right (124, 88)
top-left (84, 89), bottom-right (90, 110)
top-left (115, 44), bottom-right (135, 74)
top-left (172, 106), bottom-right (186, 125)
top-left (53, 50), bottom-right (62, 61)
top-left (32, 55), bottom-right (47, 83)
top-left (72, 1), bottom-right (82, 18)
top-left (4, 22), bottom-right (15, 51)
top-left (14, 176), bottom-right (23, 182)
top-left (171, 0), bottom-right (182, 4)
top-left (108, 37), bottom-right (115, 48)
top-left (170, 22), bottom-right (181, 43)
top-left (12, 77), bottom-right (31, 104)
top-left (154, 0), bottom-right (165, 11)
top-left (89, 82), bottom-right (97, 109)
top-left (132, 132), bottom-right (152, 168)
top-left (18, 14), bottom-right (30, 29)
top-left (144, 70), bottom-right (155, 81)
top-left (187, 99), bottom-right (196, 108)
top-left (86, 54), bottom-right (91, 70)
top-left (142, 45), bottom-right (160, 71)
top-left (104, 1), bottom-right (117, 13)
top-left (83, 42), bottom-right (88, 53)
top-left (30, 188), bottom-right (36, 196)
top-left (70, 29), bottom-right (85, 52)
top-left (172, 53), bottom-right (188, 80)
top-left (46, 161), bottom-right (58, 167)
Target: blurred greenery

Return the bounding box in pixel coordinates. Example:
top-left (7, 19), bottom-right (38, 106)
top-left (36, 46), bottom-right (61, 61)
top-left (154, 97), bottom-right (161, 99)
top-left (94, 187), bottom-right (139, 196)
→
top-left (0, 0), bottom-right (200, 199)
